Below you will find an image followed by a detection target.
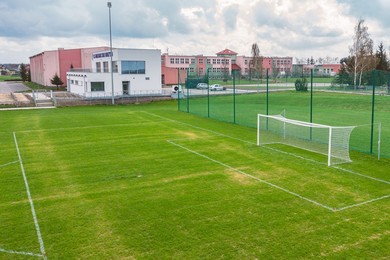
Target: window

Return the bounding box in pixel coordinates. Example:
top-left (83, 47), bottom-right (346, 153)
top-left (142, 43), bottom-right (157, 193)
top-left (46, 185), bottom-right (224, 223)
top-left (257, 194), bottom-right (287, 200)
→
top-left (145, 77), bottom-right (150, 80)
top-left (103, 61), bottom-right (109, 73)
top-left (190, 68), bottom-right (194, 73)
top-left (245, 60), bottom-right (248, 65)
top-left (170, 58), bottom-right (174, 64)
top-left (191, 58), bottom-right (195, 64)
top-left (217, 59), bottom-right (220, 64)
top-left (175, 58), bottom-right (179, 64)
top-left (180, 58), bottom-right (184, 64)
top-left (207, 59), bottom-right (210, 64)
top-left (199, 59), bottom-right (203, 64)
top-left (96, 62), bottom-right (101, 73)
top-left (91, 82), bottom-right (105, 91)
top-left (212, 59), bottom-right (216, 64)
top-left (185, 58), bottom-right (189, 64)
top-left (121, 61), bottom-right (145, 74)
top-left (112, 61), bottom-right (118, 72)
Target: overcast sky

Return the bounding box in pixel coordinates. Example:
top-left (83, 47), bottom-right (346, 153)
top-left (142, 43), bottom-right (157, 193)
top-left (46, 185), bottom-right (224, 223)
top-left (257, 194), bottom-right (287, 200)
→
top-left (1, 0), bottom-right (390, 63)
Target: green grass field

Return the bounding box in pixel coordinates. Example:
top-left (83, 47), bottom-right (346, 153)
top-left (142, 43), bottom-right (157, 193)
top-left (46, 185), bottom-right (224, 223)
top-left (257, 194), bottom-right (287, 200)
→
top-left (0, 75), bottom-right (22, 82)
top-left (0, 101), bottom-right (389, 259)
top-left (181, 91), bottom-right (390, 157)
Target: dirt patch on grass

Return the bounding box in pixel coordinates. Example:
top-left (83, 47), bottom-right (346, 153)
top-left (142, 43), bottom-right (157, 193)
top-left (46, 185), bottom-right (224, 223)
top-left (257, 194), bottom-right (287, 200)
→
top-left (225, 168), bottom-right (258, 186)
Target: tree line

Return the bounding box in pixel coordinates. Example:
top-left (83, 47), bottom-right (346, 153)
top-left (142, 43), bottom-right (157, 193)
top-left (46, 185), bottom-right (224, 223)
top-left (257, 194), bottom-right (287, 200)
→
top-left (336, 19), bottom-right (390, 89)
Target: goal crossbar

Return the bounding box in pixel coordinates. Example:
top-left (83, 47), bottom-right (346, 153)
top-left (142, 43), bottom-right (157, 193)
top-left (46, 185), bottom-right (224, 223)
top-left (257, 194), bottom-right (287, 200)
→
top-left (257, 114), bottom-right (356, 166)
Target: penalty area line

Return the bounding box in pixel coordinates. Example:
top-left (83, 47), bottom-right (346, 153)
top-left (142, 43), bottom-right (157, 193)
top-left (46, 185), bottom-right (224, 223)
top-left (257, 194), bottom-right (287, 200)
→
top-left (13, 132), bottom-right (47, 259)
top-left (334, 194), bottom-right (390, 212)
top-left (167, 140), bottom-right (335, 212)
top-left (332, 165), bottom-right (390, 185)
top-left (0, 247), bottom-right (43, 258)
top-left (0, 160), bottom-right (19, 168)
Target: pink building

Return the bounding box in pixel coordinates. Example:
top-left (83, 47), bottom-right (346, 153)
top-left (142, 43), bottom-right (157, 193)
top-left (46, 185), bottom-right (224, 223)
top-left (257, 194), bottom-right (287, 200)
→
top-left (235, 56), bottom-right (293, 77)
top-left (161, 51), bottom-right (232, 82)
top-left (162, 48), bottom-right (293, 81)
top-left (161, 65), bottom-right (187, 86)
top-left (30, 47), bottom-right (109, 87)
top-left (297, 63), bottom-right (340, 76)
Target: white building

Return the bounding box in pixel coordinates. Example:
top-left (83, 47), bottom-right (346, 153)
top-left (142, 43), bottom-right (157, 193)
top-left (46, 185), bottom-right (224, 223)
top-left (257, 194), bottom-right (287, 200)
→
top-left (67, 48), bottom-right (161, 97)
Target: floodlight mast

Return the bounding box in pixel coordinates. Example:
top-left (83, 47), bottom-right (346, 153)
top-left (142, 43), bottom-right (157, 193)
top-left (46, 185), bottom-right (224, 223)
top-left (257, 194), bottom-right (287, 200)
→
top-left (107, 2), bottom-right (115, 105)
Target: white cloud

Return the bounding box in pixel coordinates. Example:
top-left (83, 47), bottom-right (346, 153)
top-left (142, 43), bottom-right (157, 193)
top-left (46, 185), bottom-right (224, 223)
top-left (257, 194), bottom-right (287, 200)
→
top-left (0, 0), bottom-right (389, 63)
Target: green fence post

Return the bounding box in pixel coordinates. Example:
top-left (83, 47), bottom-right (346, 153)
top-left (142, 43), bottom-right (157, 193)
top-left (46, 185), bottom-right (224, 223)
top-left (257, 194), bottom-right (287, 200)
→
top-left (207, 69), bottom-right (210, 118)
top-left (266, 69), bottom-right (269, 116)
top-left (310, 69), bottom-right (313, 140)
top-left (370, 70), bottom-right (376, 154)
top-left (233, 70), bottom-right (236, 124)
top-left (186, 72), bottom-right (189, 113)
top-left (177, 68), bottom-right (180, 111)
top-left (266, 69), bottom-right (269, 130)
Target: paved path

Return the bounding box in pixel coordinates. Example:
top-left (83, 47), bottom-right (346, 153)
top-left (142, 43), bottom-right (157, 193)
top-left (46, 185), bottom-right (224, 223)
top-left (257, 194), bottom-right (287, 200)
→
top-left (0, 81), bottom-right (30, 93)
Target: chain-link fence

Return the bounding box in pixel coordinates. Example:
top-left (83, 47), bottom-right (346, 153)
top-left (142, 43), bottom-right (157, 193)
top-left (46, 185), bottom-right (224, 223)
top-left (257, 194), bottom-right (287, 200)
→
top-left (178, 69), bottom-right (390, 158)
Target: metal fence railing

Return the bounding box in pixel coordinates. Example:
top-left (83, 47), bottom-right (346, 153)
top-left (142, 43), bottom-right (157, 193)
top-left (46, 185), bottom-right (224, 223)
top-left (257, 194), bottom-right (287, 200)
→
top-left (178, 69), bottom-right (390, 158)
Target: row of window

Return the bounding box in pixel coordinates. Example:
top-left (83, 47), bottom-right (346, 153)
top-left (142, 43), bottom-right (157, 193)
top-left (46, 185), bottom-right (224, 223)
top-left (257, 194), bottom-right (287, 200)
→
top-left (169, 58), bottom-right (230, 65)
top-left (243, 59), bottom-right (292, 65)
top-left (70, 79), bottom-right (84, 86)
top-left (95, 60), bottom-right (146, 74)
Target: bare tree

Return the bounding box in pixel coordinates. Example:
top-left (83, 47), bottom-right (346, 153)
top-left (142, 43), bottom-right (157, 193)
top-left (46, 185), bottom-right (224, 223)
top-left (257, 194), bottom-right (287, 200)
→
top-left (349, 19), bottom-right (374, 89)
top-left (250, 43), bottom-right (263, 79)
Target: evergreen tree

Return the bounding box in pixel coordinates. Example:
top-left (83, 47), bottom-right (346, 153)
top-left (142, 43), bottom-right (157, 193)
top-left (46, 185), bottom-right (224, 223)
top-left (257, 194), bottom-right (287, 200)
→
top-left (376, 42), bottom-right (389, 71)
top-left (50, 73), bottom-right (64, 90)
top-left (20, 63), bottom-right (28, 82)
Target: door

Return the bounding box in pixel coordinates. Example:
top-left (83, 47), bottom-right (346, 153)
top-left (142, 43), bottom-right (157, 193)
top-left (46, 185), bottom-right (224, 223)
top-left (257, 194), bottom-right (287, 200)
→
top-left (122, 81), bottom-right (130, 95)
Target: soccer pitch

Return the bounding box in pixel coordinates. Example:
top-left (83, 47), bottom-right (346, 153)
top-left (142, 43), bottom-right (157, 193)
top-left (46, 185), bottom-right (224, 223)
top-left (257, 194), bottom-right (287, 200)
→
top-left (0, 102), bottom-right (389, 259)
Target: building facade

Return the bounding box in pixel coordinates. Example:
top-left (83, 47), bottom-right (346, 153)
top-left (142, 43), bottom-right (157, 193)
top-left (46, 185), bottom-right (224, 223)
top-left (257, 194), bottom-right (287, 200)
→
top-left (292, 63), bottom-right (341, 76)
top-left (29, 47), bottom-right (109, 87)
top-left (161, 51), bottom-right (232, 85)
top-left (67, 48), bottom-right (161, 97)
top-left (161, 49), bottom-right (293, 84)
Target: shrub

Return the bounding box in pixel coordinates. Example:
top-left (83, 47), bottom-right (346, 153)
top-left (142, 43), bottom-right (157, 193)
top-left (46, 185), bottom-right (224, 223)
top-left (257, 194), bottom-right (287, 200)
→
top-left (295, 78), bottom-right (308, 91)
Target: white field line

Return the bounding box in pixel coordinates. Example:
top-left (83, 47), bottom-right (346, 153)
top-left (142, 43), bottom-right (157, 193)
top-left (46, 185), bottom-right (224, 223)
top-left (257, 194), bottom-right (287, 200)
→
top-left (146, 112), bottom-right (390, 185)
top-left (168, 140), bottom-right (390, 212)
top-left (13, 132), bottom-right (47, 259)
top-left (167, 140), bottom-right (336, 212)
top-left (332, 166), bottom-right (390, 185)
top-left (335, 194), bottom-right (390, 212)
top-left (0, 160), bottom-right (18, 168)
top-left (142, 111), bottom-right (254, 145)
top-left (0, 247), bottom-right (43, 258)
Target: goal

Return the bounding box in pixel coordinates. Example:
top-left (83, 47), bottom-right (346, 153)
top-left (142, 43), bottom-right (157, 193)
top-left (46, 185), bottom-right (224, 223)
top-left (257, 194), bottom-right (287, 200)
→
top-left (257, 114), bottom-right (356, 166)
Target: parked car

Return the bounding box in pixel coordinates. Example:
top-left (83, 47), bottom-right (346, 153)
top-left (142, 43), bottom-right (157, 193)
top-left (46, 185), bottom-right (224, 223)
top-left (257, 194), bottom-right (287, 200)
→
top-left (209, 84), bottom-right (225, 91)
top-left (171, 85), bottom-right (182, 93)
top-left (196, 83), bottom-right (209, 89)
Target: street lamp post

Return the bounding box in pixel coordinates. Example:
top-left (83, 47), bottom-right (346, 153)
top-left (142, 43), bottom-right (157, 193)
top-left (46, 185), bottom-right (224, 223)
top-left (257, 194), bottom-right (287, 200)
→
top-left (107, 2), bottom-right (114, 105)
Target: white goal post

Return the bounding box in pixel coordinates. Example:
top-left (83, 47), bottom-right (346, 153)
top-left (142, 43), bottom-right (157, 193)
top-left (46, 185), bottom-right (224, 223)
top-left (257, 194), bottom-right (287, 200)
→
top-left (257, 114), bottom-right (356, 166)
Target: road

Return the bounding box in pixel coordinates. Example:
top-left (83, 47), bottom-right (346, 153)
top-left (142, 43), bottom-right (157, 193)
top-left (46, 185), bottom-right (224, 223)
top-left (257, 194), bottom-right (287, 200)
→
top-left (0, 81), bottom-right (30, 93)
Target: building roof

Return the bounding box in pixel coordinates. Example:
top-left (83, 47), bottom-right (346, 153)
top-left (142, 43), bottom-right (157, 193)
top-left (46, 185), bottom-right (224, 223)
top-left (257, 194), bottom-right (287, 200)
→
top-left (231, 64), bottom-right (241, 71)
top-left (217, 49), bottom-right (238, 55)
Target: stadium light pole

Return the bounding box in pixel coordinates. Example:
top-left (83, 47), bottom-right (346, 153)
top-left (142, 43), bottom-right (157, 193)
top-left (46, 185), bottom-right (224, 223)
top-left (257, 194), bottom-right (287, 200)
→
top-left (107, 2), bottom-right (115, 105)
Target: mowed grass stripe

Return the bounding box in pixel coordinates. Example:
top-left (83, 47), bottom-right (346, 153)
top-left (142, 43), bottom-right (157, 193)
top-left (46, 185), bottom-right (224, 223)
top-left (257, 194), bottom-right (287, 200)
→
top-left (0, 103), bottom-right (389, 258)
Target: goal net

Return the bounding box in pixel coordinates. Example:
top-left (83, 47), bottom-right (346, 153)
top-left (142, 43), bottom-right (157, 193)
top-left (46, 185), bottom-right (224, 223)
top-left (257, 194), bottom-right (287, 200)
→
top-left (257, 114), bottom-right (356, 166)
